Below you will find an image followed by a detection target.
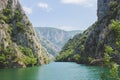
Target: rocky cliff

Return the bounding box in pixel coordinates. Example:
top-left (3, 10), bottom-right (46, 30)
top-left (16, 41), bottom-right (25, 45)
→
top-left (79, 0), bottom-right (120, 64)
top-left (0, 0), bottom-right (49, 68)
top-left (56, 0), bottom-right (120, 65)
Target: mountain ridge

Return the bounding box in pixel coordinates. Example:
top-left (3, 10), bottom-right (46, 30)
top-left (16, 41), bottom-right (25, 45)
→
top-left (34, 27), bottom-right (82, 57)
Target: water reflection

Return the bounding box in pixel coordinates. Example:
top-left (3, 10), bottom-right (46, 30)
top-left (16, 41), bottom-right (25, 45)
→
top-left (0, 66), bottom-right (39, 80)
top-left (0, 62), bottom-right (107, 80)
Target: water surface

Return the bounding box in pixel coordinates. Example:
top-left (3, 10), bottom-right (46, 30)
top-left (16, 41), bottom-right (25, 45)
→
top-left (0, 62), bottom-right (106, 80)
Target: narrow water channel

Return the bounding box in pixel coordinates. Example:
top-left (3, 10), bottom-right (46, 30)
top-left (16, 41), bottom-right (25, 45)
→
top-left (0, 62), bottom-right (107, 80)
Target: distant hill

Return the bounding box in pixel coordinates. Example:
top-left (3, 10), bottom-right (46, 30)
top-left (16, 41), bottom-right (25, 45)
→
top-left (34, 27), bottom-right (82, 57)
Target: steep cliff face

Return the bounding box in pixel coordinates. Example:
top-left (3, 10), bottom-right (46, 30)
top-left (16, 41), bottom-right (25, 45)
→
top-left (56, 0), bottom-right (120, 64)
top-left (79, 0), bottom-right (120, 63)
top-left (97, 0), bottom-right (110, 20)
top-left (97, 0), bottom-right (120, 20)
top-left (0, 0), bottom-right (49, 68)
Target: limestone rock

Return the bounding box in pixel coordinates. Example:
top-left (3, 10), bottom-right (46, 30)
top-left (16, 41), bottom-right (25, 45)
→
top-left (0, 0), bottom-right (49, 68)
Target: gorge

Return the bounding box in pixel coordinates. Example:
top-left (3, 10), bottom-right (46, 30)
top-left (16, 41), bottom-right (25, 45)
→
top-left (34, 27), bottom-right (82, 57)
top-left (0, 0), bottom-right (120, 80)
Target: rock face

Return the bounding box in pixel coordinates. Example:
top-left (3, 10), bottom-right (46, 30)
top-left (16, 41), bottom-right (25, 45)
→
top-left (80, 0), bottom-right (120, 63)
top-left (56, 0), bottom-right (120, 64)
top-left (97, 0), bottom-right (120, 20)
top-left (34, 27), bottom-right (82, 57)
top-left (0, 0), bottom-right (49, 68)
top-left (97, 0), bottom-right (110, 20)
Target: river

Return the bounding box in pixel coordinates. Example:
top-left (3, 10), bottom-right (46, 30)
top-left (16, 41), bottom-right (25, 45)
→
top-left (0, 62), bottom-right (107, 80)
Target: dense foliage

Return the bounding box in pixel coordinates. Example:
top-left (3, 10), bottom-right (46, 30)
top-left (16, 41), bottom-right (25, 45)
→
top-left (19, 46), bottom-right (37, 66)
top-left (55, 34), bottom-right (82, 62)
top-left (101, 20), bottom-right (120, 80)
top-left (0, 3), bottom-right (26, 34)
top-left (111, 20), bottom-right (120, 48)
top-left (0, 47), bottom-right (18, 68)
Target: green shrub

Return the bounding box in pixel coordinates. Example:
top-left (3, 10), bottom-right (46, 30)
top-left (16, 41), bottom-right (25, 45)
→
top-left (105, 46), bottom-right (113, 54)
top-left (101, 20), bottom-right (120, 79)
top-left (21, 56), bottom-right (37, 66)
top-left (111, 20), bottom-right (120, 48)
top-left (19, 46), bottom-right (37, 66)
top-left (104, 46), bottom-right (113, 65)
top-left (2, 8), bottom-right (11, 15)
top-left (111, 20), bottom-right (120, 34)
top-left (73, 54), bottom-right (81, 62)
top-left (0, 54), bottom-right (6, 61)
top-left (102, 46), bottom-right (120, 80)
top-left (0, 14), bottom-right (7, 21)
top-left (88, 56), bottom-right (94, 62)
top-left (55, 50), bottom-right (73, 62)
top-left (0, 47), bottom-right (18, 67)
top-left (14, 10), bottom-right (22, 21)
top-left (2, 8), bottom-right (12, 23)
top-left (110, 1), bottom-right (117, 9)
top-left (16, 22), bottom-right (25, 32)
top-left (19, 46), bottom-right (33, 57)
top-left (79, 45), bottom-right (85, 51)
top-left (0, 54), bottom-right (8, 67)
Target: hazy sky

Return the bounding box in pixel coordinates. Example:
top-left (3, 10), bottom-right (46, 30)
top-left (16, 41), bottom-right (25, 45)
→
top-left (19, 0), bottom-right (97, 31)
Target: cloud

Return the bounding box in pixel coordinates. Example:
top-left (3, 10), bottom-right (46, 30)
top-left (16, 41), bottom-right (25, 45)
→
top-left (61, 0), bottom-right (97, 7)
top-left (57, 25), bottom-right (84, 31)
top-left (38, 2), bottom-right (48, 9)
top-left (38, 2), bottom-right (53, 12)
top-left (23, 6), bottom-right (32, 14)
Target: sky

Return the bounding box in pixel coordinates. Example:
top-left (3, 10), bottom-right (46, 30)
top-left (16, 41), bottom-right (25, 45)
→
top-left (19, 0), bottom-right (97, 31)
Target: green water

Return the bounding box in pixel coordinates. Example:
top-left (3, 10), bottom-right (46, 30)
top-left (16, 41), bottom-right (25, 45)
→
top-left (0, 62), bottom-right (107, 80)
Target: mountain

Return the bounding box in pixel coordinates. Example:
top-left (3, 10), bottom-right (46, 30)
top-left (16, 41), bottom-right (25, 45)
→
top-left (56, 0), bottom-right (120, 65)
top-left (0, 0), bottom-right (49, 68)
top-left (68, 30), bottom-right (83, 38)
top-left (34, 27), bottom-right (82, 57)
